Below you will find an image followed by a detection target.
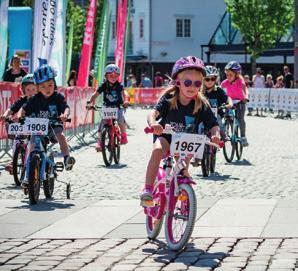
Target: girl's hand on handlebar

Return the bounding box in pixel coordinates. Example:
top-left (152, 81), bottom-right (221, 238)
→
top-left (150, 123), bottom-right (163, 135)
top-left (59, 113), bottom-right (69, 122)
top-left (211, 135), bottom-right (221, 146)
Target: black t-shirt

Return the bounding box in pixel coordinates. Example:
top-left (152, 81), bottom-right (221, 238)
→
top-left (154, 94), bottom-right (218, 134)
top-left (10, 96), bottom-right (28, 114)
top-left (23, 92), bottom-right (69, 119)
top-left (96, 81), bottom-right (124, 107)
top-left (284, 73), bottom-right (294, 88)
top-left (3, 68), bottom-right (27, 82)
top-left (204, 86), bottom-right (229, 117)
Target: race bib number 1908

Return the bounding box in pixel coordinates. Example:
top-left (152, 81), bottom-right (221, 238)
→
top-left (170, 133), bottom-right (207, 159)
top-left (24, 118), bottom-right (49, 135)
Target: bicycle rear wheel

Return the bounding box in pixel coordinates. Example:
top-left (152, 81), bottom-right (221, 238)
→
top-left (12, 145), bottom-right (25, 186)
top-left (102, 127), bottom-right (113, 166)
top-left (201, 145), bottom-right (211, 177)
top-left (210, 146), bottom-right (217, 173)
top-left (113, 133), bottom-right (121, 164)
top-left (235, 126), bottom-right (243, 160)
top-left (43, 155), bottom-right (55, 199)
top-left (223, 120), bottom-right (235, 163)
top-left (146, 182), bottom-right (164, 239)
top-left (165, 184), bottom-right (197, 251)
top-left (28, 154), bottom-right (41, 205)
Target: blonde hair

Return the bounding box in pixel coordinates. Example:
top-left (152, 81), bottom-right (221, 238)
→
top-left (159, 84), bottom-right (209, 114)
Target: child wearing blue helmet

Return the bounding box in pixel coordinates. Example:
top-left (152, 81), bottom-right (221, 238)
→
top-left (18, 65), bottom-right (75, 185)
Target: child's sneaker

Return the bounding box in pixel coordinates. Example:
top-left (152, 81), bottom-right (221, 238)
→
top-left (241, 137), bottom-right (249, 147)
top-left (120, 132), bottom-right (128, 145)
top-left (64, 156), bottom-right (76, 171)
top-left (140, 186), bottom-right (153, 207)
top-left (21, 179), bottom-right (28, 189)
top-left (95, 139), bottom-right (103, 152)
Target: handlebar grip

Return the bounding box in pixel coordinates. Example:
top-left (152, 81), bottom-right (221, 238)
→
top-left (144, 126), bottom-right (154, 134)
top-left (66, 118), bottom-right (71, 123)
top-left (219, 141), bottom-right (225, 148)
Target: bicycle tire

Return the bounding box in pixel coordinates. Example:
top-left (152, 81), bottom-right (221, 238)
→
top-left (235, 126), bottom-right (243, 160)
top-left (102, 127), bottom-right (113, 166)
top-left (43, 155), bottom-right (55, 199)
top-left (146, 181), bottom-right (164, 239)
top-left (113, 133), bottom-right (121, 164)
top-left (210, 146), bottom-right (217, 173)
top-left (201, 145), bottom-right (210, 177)
top-left (28, 154), bottom-right (41, 205)
top-left (165, 183), bottom-right (197, 251)
top-left (12, 145), bottom-right (25, 186)
top-left (223, 120), bottom-right (235, 163)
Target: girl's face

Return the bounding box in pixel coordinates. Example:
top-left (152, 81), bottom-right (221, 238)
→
top-left (225, 70), bottom-right (237, 82)
top-left (12, 57), bottom-right (21, 69)
top-left (38, 79), bottom-right (55, 98)
top-left (24, 84), bottom-right (37, 97)
top-left (106, 72), bottom-right (120, 84)
top-left (204, 76), bottom-right (217, 90)
top-left (177, 69), bottom-right (203, 100)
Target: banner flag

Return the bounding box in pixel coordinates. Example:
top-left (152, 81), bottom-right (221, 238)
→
top-left (32, 0), bottom-right (58, 69)
top-left (0, 0), bottom-right (9, 80)
top-left (76, 0), bottom-right (97, 87)
top-left (66, 18), bottom-right (74, 84)
top-left (49, 0), bottom-right (67, 86)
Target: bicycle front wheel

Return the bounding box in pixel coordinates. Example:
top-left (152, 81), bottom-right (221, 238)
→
top-left (201, 145), bottom-right (211, 177)
top-left (113, 133), bottom-right (121, 164)
top-left (12, 145), bottom-right (25, 186)
top-left (102, 127), bottom-right (113, 166)
top-left (235, 126), bottom-right (243, 160)
top-left (210, 146), bottom-right (217, 173)
top-left (223, 120), bottom-right (235, 163)
top-left (28, 154), bottom-right (41, 205)
top-left (43, 155), bottom-right (55, 199)
top-left (165, 184), bottom-right (197, 251)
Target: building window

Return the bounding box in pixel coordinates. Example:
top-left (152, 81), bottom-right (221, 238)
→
top-left (140, 18), bottom-right (144, 39)
top-left (176, 18), bottom-right (191, 38)
top-left (112, 21), bottom-right (116, 39)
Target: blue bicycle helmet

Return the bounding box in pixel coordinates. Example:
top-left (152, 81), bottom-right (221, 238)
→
top-left (33, 65), bottom-right (56, 84)
top-left (21, 74), bottom-right (35, 85)
top-left (225, 61), bottom-right (241, 73)
top-left (104, 64), bottom-right (120, 76)
top-left (205, 66), bottom-right (219, 77)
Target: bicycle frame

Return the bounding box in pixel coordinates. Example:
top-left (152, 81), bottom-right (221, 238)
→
top-left (104, 118), bottom-right (121, 147)
top-left (225, 108), bottom-right (241, 144)
top-left (144, 155), bottom-right (195, 220)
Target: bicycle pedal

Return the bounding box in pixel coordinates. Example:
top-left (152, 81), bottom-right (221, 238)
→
top-left (55, 162), bottom-right (64, 172)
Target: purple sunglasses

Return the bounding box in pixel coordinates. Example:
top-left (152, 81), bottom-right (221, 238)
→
top-left (176, 79), bottom-right (202, 88)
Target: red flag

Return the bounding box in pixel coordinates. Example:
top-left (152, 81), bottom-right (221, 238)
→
top-left (77, 0), bottom-right (97, 87)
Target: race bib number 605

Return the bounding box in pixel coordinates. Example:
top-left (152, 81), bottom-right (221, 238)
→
top-left (101, 107), bottom-right (118, 119)
top-left (170, 133), bottom-right (207, 159)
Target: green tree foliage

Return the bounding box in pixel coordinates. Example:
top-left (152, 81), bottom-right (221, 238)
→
top-left (225, 0), bottom-right (294, 71)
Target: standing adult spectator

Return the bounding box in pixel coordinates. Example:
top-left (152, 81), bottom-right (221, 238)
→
top-left (3, 55), bottom-right (27, 82)
top-left (252, 67), bottom-right (265, 116)
top-left (154, 71), bottom-right (164, 87)
top-left (283, 65), bottom-right (294, 119)
top-left (126, 73), bottom-right (137, 87)
top-left (67, 70), bottom-right (77, 86)
top-left (274, 75), bottom-right (285, 119)
top-left (139, 73), bottom-right (153, 88)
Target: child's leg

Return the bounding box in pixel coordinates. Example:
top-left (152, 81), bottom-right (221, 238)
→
top-left (236, 103), bottom-right (246, 138)
top-left (55, 132), bottom-right (69, 156)
top-left (118, 109), bottom-right (128, 144)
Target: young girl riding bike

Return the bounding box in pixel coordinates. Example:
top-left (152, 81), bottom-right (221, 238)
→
top-left (140, 56), bottom-right (220, 206)
top-left (203, 66), bottom-right (233, 139)
top-left (88, 64), bottom-right (129, 151)
top-left (220, 61), bottom-right (249, 147)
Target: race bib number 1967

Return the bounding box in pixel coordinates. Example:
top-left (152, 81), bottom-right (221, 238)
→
top-left (170, 133), bottom-right (207, 159)
top-left (101, 107), bottom-right (118, 119)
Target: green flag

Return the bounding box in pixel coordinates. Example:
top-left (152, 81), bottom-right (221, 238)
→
top-left (66, 18), bottom-right (74, 84)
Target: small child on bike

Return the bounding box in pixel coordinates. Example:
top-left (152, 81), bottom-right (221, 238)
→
top-left (87, 64), bottom-right (129, 152)
top-left (0, 74), bottom-right (37, 174)
top-left (18, 65), bottom-right (75, 187)
top-left (220, 61), bottom-right (249, 147)
top-left (203, 66), bottom-right (233, 139)
top-left (140, 56), bottom-right (220, 206)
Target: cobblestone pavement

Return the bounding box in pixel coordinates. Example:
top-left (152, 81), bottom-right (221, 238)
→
top-left (1, 108), bottom-right (298, 201)
top-left (1, 237), bottom-right (298, 271)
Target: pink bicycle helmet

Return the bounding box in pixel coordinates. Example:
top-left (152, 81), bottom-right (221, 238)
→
top-left (171, 56), bottom-right (206, 79)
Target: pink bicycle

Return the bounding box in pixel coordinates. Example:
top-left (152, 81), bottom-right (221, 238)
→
top-left (144, 126), bottom-right (219, 250)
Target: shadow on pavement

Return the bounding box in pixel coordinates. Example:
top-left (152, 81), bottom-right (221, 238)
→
top-left (98, 164), bottom-right (127, 169)
top-left (197, 173), bottom-right (240, 182)
top-left (226, 159), bottom-right (253, 166)
top-left (7, 199), bottom-right (75, 212)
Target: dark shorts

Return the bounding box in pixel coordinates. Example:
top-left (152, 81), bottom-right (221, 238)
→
top-left (153, 134), bottom-right (172, 145)
top-left (30, 124), bottom-right (64, 144)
